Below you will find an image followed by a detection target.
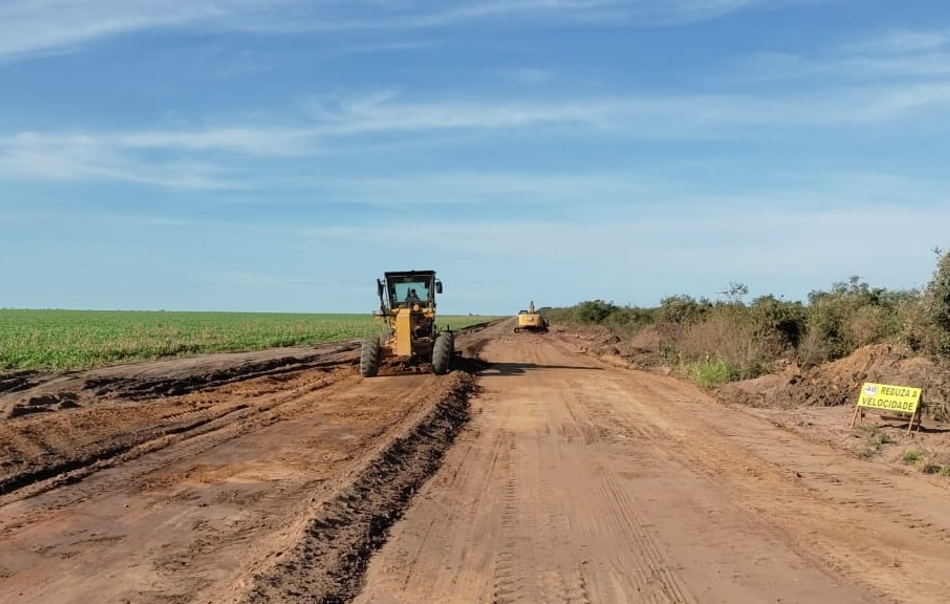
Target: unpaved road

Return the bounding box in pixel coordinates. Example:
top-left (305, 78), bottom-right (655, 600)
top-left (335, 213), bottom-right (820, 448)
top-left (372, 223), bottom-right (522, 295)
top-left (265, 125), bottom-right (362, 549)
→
top-left (1, 321), bottom-right (949, 603)
top-left (356, 328), bottom-right (950, 604)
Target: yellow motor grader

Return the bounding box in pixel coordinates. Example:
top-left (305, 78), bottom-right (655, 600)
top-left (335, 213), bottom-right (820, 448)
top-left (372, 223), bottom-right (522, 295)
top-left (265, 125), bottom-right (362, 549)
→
top-left (360, 270), bottom-right (455, 377)
top-left (514, 301), bottom-right (549, 333)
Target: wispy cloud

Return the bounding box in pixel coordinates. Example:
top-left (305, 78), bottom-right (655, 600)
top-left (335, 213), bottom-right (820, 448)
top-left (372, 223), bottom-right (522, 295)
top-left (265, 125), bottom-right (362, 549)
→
top-left (736, 26), bottom-right (950, 82)
top-left (304, 84), bottom-right (950, 138)
top-left (0, 0), bottom-right (775, 62)
top-left (631, 0), bottom-right (768, 25)
top-left (0, 133), bottom-right (243, 189)
top-left (0, 0), bottom-right (244, 61)
top-left (3, 77), bottom-right (949, 188)
top-left (843, 28), bottom-right (950, 55)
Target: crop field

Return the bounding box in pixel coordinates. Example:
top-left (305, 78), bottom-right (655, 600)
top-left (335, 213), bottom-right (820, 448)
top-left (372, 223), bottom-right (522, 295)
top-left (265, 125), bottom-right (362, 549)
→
top-left (0, 309), bottom-right (497, 372)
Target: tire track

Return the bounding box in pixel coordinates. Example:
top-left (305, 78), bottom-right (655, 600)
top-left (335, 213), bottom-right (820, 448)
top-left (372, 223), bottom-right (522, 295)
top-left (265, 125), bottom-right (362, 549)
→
top-left (0, 368), bottom-right (352, 506)
top-left (355, 324), bottom-right (884, 604)
top-left (490, 433), bottom-right (523, 604)
top-left (595, 463), bottom-right (695, 604)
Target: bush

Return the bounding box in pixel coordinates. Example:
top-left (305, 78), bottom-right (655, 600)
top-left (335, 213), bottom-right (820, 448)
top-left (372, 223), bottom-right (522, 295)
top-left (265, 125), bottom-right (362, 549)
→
top-left (656, 295), bottom-right (711, 325)
top-left (603, 306), bottom-right (654, 330)
top-left (800, 276), bottom-right (908, 365)
top-left (547, 261), bottom-right (950, 386)
top-left (749, 295), bottom-right (807, 352)
top-left (685, 357), bottom-right (740, 389)
top-left (925, 247), bottom-right (950, 357)
top-left (574, 300), bottom-right (619, 324)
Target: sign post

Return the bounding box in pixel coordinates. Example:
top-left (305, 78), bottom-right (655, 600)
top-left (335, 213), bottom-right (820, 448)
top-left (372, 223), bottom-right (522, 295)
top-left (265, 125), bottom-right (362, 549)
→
top-left (850, 382), bottom-right (922, 434)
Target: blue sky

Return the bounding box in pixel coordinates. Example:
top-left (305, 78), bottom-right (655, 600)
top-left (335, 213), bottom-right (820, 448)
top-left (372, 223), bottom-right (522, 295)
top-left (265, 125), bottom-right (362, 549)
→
top-left (1, 0), bottom-right (949, 315)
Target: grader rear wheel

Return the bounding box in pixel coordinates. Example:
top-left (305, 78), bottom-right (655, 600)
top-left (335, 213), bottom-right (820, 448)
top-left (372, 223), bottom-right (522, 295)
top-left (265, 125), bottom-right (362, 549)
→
top-left (360, 336), bottom-right (381, 377)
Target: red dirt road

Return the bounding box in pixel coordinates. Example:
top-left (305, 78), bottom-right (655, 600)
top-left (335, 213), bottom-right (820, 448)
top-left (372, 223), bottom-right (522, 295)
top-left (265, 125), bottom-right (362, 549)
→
top-left (0, 336), bottom-right (475, 603)
top-left (356, 328), bottom-right (950, 604)
top-left (1, 321), bottom-right (949, 603)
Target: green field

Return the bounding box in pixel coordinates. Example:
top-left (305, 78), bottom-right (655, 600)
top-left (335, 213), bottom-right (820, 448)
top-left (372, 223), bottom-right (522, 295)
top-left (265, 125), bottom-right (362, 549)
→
top-left (0, 310), bottom-right (497, 372)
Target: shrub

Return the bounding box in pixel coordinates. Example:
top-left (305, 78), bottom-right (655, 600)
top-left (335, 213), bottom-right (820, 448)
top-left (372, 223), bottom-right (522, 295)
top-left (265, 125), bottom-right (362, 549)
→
top-left (603, 306), bottom-right (654, 330)
top-left (801, 276), bottom-right (907, 364)
top-left (656, 295), bottom-right (711, 325)
top-left (685, 357), bottom-right (740, 389)
top-left (925, 247), bottom-right (950, 357)
top-left (574, 300), bottom-right (619, 324)
top-left (749, 295), bottom-right (807, 352)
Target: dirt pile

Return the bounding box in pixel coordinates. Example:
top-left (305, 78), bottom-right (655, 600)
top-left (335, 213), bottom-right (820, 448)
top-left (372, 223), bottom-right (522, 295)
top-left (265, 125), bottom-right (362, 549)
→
top-left (240, 372), bottom-right (475, 604)
top-left (717, 344), bottom-right (950, 421)
top-left (560, 324), bottom-right (950, 422)
top-left (563, 324), bottom-right (669, 370)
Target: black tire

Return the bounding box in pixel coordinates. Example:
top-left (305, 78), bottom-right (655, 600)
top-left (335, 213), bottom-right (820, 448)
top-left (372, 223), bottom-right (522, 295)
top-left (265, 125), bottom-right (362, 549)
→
top-left (360, 336), bottom-right (381, 377)
top-left (432, 331), bottom-right (453, 375)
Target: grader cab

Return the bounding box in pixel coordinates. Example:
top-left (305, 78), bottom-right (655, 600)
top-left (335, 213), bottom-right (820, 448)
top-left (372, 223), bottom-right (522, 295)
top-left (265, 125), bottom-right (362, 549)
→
top-left (360, 270), bottom-right (455, 377)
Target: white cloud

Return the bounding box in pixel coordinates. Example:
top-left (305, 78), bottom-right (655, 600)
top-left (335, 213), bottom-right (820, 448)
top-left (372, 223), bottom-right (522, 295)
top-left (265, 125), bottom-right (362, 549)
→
top-left (0, 134), bottom-right (242, 189)
top-left (309, 85), bottom-right (950, 137)
top-left (3, 128), bottom-right (314, 157)
top-left (634, 0), bottom-right (766, 24)
top-left (2, 77), bottom-right (949, 189)
top-left (0, 0), bottom-right (247, 61)
top-left (844, 28), bottom-right (950, 55)
top-left (0, 0), bottom-right (776, 62)
top-left (113, 128), bottom-right (315, 156)
top-left (736, 26), bottom-right (950, 82)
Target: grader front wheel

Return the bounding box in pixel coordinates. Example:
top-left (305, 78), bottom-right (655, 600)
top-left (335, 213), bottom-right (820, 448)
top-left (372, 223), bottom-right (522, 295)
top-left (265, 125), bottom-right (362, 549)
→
top-left (432, 332), bottom-right (454, 375)
top-left (360, 336), bottom-right (381, 377)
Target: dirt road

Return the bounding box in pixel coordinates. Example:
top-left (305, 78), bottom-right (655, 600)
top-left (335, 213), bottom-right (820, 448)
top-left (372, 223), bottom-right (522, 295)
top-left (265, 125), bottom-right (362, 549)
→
top-left (1, 321), bottom-right (949, 603)
top-left (0, 336), bottom-right (476, 603)
top-left (355, 328), bottom-right (950, 604)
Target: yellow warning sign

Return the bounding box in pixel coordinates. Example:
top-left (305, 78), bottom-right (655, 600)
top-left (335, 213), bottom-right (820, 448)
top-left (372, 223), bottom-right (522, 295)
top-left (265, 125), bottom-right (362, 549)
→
top-left (851, 382), bottom-right (923, 434)
top-left (856, 382), bottom-right (921, 414)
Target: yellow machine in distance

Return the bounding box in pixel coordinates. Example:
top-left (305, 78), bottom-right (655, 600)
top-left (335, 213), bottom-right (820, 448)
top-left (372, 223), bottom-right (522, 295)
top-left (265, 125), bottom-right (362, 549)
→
top-left (514, 301), bottom-right (549, 333)
top-left (360, 270), bottom-right (454, 377)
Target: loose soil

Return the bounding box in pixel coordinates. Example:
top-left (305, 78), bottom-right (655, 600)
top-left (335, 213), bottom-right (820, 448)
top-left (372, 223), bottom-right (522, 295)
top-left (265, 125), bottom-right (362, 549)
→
top-left (1, 320), bottom-right (948, 603)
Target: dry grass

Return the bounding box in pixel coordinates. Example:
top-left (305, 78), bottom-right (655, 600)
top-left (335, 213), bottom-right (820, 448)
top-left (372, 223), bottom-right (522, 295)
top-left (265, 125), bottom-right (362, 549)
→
top-left (676, 308), bottom-right (767, 380)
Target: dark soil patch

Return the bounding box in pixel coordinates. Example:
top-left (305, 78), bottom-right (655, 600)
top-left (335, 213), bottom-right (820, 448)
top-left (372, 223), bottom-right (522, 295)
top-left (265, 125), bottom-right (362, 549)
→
top-left (0, 371), bottom-right (42, 396)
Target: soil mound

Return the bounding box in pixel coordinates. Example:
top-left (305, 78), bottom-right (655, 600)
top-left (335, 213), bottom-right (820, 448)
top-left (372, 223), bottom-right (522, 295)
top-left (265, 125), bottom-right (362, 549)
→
top-left (718, 344), bottom-right (950, 421)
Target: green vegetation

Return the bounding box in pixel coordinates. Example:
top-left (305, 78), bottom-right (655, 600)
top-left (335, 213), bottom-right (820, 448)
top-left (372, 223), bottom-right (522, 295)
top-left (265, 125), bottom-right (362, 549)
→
top-left (855, 428), bottom-right (894, 459)
top-left (0, 310), bottom-right (496, 372)
top-left (869, 430), bottom-right (893, 449)
top-left (925, 247), bottom-right (950, 356)
top-left (684, 357), bottom-right (739, 389)
top-left (897, 448), bottom-right (950, 476)
top-left (545, 247), bottom-right (950, 393)
top-left (901, 449), bottom-right (923, 463)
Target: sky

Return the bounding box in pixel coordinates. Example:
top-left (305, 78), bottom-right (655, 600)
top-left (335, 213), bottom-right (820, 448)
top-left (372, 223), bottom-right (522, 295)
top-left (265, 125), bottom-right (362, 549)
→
top-left (1, 0), bottom-right (949, 315)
